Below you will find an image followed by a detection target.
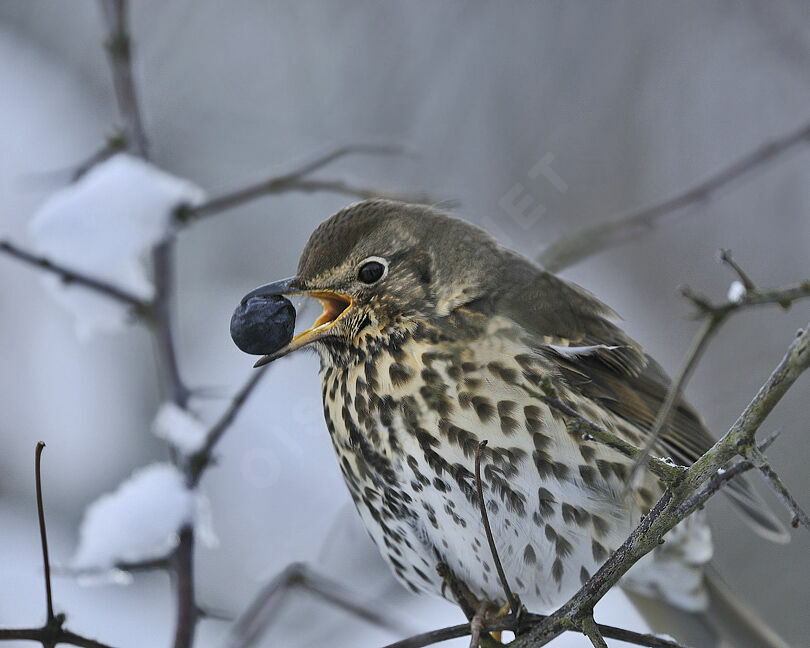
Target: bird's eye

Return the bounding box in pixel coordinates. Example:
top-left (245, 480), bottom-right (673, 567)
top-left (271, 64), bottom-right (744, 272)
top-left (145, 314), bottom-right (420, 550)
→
top-left (358, 258), bottom-right (387, 284)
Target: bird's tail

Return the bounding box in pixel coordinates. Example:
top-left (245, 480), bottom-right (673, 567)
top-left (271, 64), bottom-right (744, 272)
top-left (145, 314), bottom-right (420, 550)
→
top-left (625, 567), bottom-right (789, 648)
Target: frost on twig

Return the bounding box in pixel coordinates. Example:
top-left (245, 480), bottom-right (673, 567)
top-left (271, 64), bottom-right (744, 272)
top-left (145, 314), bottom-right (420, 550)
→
top-left (28, 154), bottom-right (204, 338)
top-left (71, 463), bottom-right (216, 573)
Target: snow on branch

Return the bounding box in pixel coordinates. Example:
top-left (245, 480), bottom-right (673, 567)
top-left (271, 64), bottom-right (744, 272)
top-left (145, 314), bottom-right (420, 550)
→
top-left (71, 463), bottom-right (215, 572)
top-left (22, 153), bottom-right (204, 337)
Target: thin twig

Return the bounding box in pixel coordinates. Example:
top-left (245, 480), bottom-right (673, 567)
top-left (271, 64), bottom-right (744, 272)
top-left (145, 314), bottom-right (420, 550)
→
top-left (520, 387), bottom-right (685, 484)
top-left (35, 442), bottom-right (55, 622)
top-left (718, 249), bottom-right (756, 292)
top-left (625, 316), bottom-right (723, 491)
top-left (224, 562), bottom-right (408, 648)
top-left (474, 441), bottom-right (520, 618)
top-left (188, 365), bottom-right (270, 486)
top-left (538, 118), bottom-right (810, 272)
top-left (511, 324), bottom-right (810, 648)
top-left (0, 443), bottom-right (119, 648)
top-left (748, 448), bottom-right (810, 531)
top-left (626, 275), bottom-right (810, 490)
top-left (0, 239), bottom-right (149, 311)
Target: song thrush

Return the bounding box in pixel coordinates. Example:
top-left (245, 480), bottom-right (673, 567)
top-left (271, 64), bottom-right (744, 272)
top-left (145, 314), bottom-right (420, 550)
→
top-left (241, 200), bottom-right (788, 647)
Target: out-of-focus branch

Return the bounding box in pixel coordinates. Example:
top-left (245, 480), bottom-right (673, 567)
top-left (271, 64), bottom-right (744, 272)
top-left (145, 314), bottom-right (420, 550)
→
top-left (97, 2), bottom-right (196, 647)
top-left (538, 118), bottom-right (810, 272)
top-left (0, 443), bottom-right (118, 648)
top-left (99, 0), bottom-right (148, 158)
top-left (188, 365), bottom-right (270, 486)
top-left (0, 239), bottom-right (149, 311)
top-left (176, 144), bottom-right (448, 224)
top-left (224, 562), bottom-right (409, 648)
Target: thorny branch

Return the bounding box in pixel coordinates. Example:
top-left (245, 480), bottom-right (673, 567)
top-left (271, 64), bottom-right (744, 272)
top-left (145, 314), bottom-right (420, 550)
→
top-left (0, 443), bottom-right (117, 648)
top-left (538, 117), bottom-right (810, 272)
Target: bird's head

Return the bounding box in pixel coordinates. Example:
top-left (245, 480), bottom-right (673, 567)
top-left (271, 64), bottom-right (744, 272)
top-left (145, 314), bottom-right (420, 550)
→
top-left (243, 199), bottom-right (504, 367)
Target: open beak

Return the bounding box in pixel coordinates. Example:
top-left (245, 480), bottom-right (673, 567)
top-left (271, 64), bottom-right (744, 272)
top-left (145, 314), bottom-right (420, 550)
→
top-left (241, 277), bottom-right (354, 368)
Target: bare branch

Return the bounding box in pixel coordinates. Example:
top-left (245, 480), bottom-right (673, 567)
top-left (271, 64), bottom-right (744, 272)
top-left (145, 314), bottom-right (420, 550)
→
top-left (379, 613), bottom-right (689, 648)
top-left (224, 562), bottom-right (408, 648)
top-left (0, 443), bottom-right (119, 648)
top-left (511, 323), bottom-right (810, 648)
top-left (718, 249), bottom-right (756, 292)
top-left (35, 442), bottom-right (55, 622)
top-left (625, 316), bottom-right (722, 491)
top-left (177, 144), bottom-right (449, 224)
top-left (0, 239), bottom-right (149, 311)
top-left (188, 365), bottom-right (270, 486)
top-left (626, 274), bottom-right (810, 489)
top-left (474, 440), bottom-right (520, 618)
top-left (538, 118), bottom-right (810, 272)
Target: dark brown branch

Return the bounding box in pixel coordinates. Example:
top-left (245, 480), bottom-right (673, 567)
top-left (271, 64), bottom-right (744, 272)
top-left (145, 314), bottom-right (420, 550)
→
top-left (0, 239), bottom-right (149, 311)
top-left (0, 443), bottom-right (118, 648)
top-left (224, 562), bottom-right (408, 648)
top-left (177, 144), bottom-right (447, 224)
top-left (473, 441), bottom-right (520, 618)
top-left (188, 365), bottom-right (270, 486)
top-left (538, 118), bottom-right (810, 272)
top-left (35, 442), bottom-right (54, 622)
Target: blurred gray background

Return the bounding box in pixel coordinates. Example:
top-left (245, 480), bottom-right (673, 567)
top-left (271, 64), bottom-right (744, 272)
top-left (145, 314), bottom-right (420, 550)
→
top-left (1, 2), bottom-right (808, 646)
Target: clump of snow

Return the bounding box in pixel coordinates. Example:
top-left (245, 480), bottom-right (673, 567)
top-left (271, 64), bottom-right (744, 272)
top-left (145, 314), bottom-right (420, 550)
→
top-left (152, 402), bottom-right (207, 454)
top-left (29, 153), bottom-right (205, 338)
top-left (727, 280), bottom-right (746, 303)
top-left (71, 462), bottom-right (215, 571)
